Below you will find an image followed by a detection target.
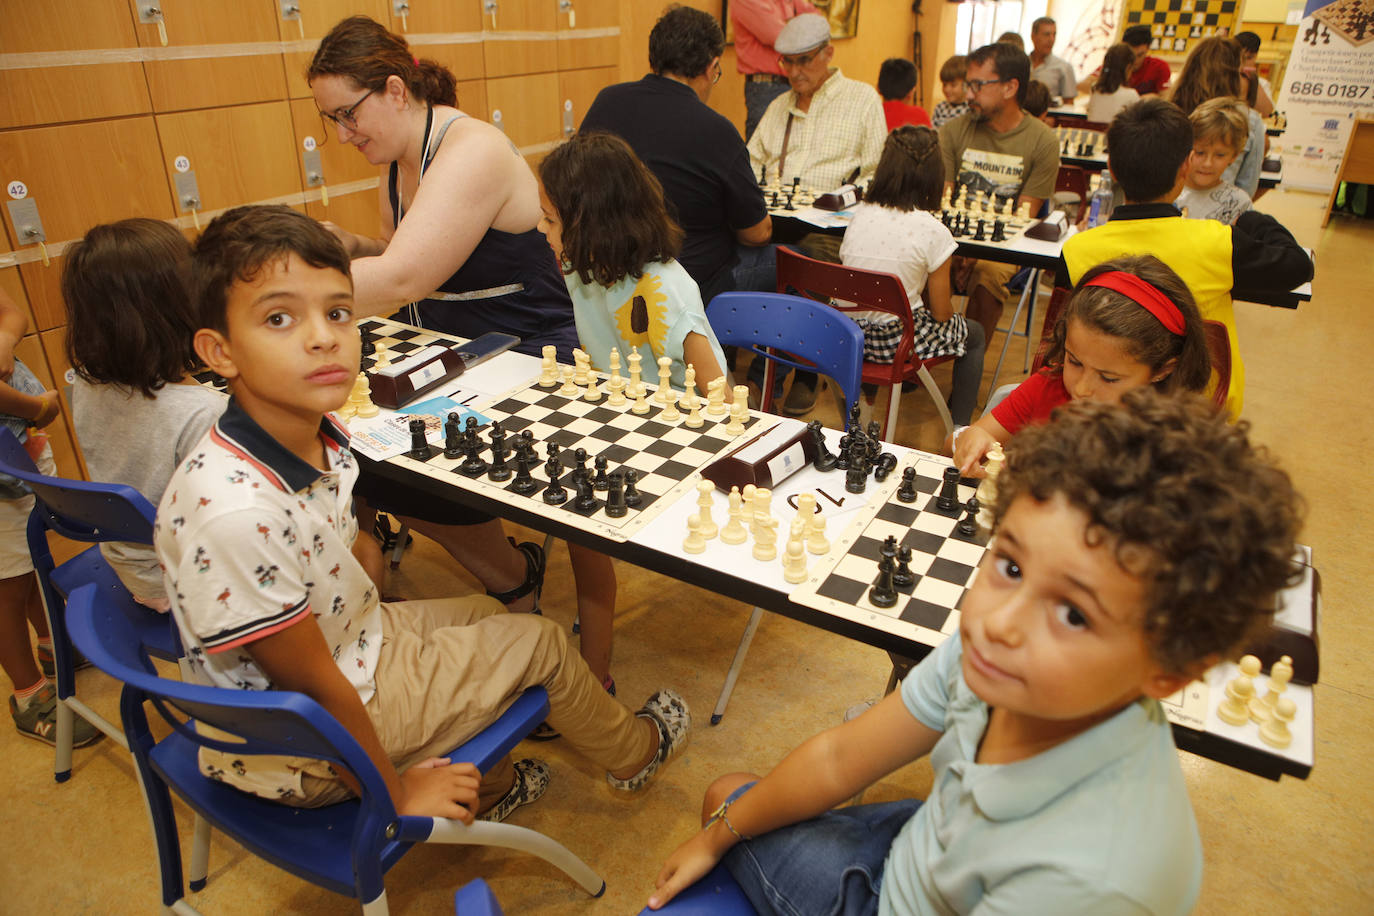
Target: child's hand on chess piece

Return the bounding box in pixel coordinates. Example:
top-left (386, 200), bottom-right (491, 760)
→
top-left (951, 423), bottom-right (998, 478)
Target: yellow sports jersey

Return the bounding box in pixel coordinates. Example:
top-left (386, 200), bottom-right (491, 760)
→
top-left (1063, 216), bottom-right (1242, 417)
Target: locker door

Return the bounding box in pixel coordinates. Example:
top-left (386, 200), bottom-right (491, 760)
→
top-left (485, 73), bottom-right (560, 159)
top-left (279, 0), bottom-right (392, 100)
top-left (24, 331), bottom-right (87, 481)
top-left (559, 67), bottom-right (620, 136)
top-left (456, 80), bottom-right (490, 122)
top-left (390, 0), bottom-right (485, 83)
top-left (0, 0), bottom-right (151, 128)
top-left (0, 237), bottom-right (37, 334)
top-left (483, 2), bottom-right (559, 79)
top-left (288, 99), bottom-right (384, 239)
top-left (556, 0), bottom-right (619, 71)
top-left (0, 118), bottom-right (174, 331)
top-left (128, 0), bottom-right (289, 112)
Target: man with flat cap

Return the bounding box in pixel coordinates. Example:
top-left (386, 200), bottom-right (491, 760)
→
top-left (732, 0), bottom-right (817, 140)
top-left (581, 5), bottom-right (775, 305)
top-left (746, 12), bottom-right (886, 196)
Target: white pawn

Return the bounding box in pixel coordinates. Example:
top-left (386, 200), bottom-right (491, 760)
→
top-left (608, 379), bottom-right (627, 407)
top-left (632, 386), bottom-right (650, 414)
top-left (725, 400), bottom-right (747, 436)
top-left (655, 356), bottom-right (674, 404)
top-left (557, 366), bottom-right (580, 397)
top-left (583, 373), bottom-right (603, 401)
top-left (352, 373), bottom-right (379, 418)
top-left (660, 389), bottom-right (682, 422)
top-left (1250, 654), bottom-right (1293, 724)
top-left (741, 483), bottom-right (757, 518)
top-left (1259, 697), bottom-right (1296, 749)
top-left (806, 510), bottom-right (829, 555)
top-left (1018, 201), bottom-right (1032, 221)
top-left (783, 525), bottom-right (808, 584)
top-left (752, 514), bottom-right (778, 561)
top-left (696, 479), bottom-right (719, 539)
top-left (538, 345), bottom-right (559, 387)
top-left (627, 351), bottom-right (644, 397)
top-left (683, 514), bottom-right (706, 554)
top-left (1217, 655), bottom-right (1260, 726)
top-left (373, 343), bottom-right (391, 369)
top-left (721, 486), bottom-right (748, 545)
top-left (685, 399), bottom-right (704, 428)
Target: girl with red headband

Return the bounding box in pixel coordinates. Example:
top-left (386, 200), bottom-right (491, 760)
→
top-left (951, 254), bottom-right (1211, 476)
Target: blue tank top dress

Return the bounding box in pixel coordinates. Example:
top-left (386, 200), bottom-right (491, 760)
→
top-left (388, 110), bottom-right (580, 362)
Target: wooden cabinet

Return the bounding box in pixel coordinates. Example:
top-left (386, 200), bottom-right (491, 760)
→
top-left (483, 2), bottom-right (559, 78)
top-left (557, 0), bottom-right (619, 71)
top-left (457, 80), bottom-right (490, 122)
top-left (559, 67), bottom-right (620, 135)
top-left (154, 102), bottom-right (303, 218)
top-left (279, 0), bottom-right (392, 100)
top-left (0, 0), bottom-right (151, 128)
top-left (485, 73), bottom-right (561, 152)
top-left (394, 0), bottom-right (486, 82)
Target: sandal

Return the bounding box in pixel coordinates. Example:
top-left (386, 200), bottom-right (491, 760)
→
top-left (486, 538), bottom-right (546, 614)
top-left (606, 688), bottom-right (690, 792)
top-left (479, 758), bottom-right (550, 823)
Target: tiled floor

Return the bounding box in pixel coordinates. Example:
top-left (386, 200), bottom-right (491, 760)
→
top-left (2, 190), bottom-right (1370, 914)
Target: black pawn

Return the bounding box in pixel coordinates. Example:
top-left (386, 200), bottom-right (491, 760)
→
top-left (604, 471), bottom-right (627, 518)
top-left (592, 455), bottom-right (611, 491)
top-left (542, 455), bottom-right (567, 504)
top-left (956, 497), bottom-right (981, 538)
top-left (511, 446), bottom-right (537, 494)
top-left (360, 327), bottom-right (375, 356)
top-left (893, 545), bottom-right (915, 590)
top-left (809, 420), bottom-right (837, 472)
top-left (896, 466), bottom-right (918, 503)
top-left (835, 433), bottom-right (852, 471)
top-left (868, 555), bottom-right (899, 608)
top-left (934, 466), bottom-right (961, 515)
top-left (443, 412), bottom-right (463, 459)
top-left (571, 447), bottom-right (589, 483)
top-left (874, 452), bottom-right (898, 482)
top-left (546, 441), bottom-right (563, 472)
top-left (622, 469), bottom-right (643, 508)
top-left (459, 432), bottom-right (488, 478)
top-left (848, 403), bottom-right (862, 430)
top-left (407, 418), bottom-right (431, 460)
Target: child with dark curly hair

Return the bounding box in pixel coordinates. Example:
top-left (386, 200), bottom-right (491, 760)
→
top-left (649, 388), bottom-right (1302, 915)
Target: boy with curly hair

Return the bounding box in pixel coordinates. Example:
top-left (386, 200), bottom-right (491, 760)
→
top-left (649, 388), bottom-right (1301, 915)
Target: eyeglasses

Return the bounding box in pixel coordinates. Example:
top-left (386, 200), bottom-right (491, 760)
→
top-left (318, 88), bottom-right (377, 136)
top-left (963, 78), bottom-right (1006, 93)
top-left (778, 50), bottom-right (822, 69)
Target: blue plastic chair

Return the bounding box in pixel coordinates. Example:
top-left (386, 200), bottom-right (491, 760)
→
top-left (707, 291), bottom-right (864, 427)
top-left (455, 878), bottom-right (504, 914)
top-left (65, 582), bottom-right (604, 915)
top-left (636, 862), bottom-right (756, 915)
top-left (0, 429), bottom-right (179, 781)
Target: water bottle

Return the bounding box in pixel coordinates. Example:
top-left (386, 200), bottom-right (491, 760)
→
top-left (1087, 171), bottom-right (1114, 228)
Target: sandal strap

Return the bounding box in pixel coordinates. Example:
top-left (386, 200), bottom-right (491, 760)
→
top-left (486, 539), bottom-right (547, 606)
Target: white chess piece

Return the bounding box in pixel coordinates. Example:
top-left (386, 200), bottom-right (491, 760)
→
top-left (627, 351), bottom-right (644, 398)
top-left (696, 480), bottom-right (719, 539)
top-left (753, 488), bottom-right (772, 526)
top-left (660, 389), bottom-right (682, 422)
top-left (1217, 655), bottom-right (1261, 726)
top-left (684, 399), bottom-right (704, 428)
top-left (1250, 655), bottom-right (1293, 724)
top-left (682, 364), bottom-right (698, 409)
top-left (683, 514), bottom-right (706, 554)
top-left (1259, 697), bottom-right (1296, 749)
top-left (706, 378), bottom-right (727, 416)
top-left (571, 348), bottom-right (590, 385)
top-left (373, 343), bottom-right (391, 369)
top-left (752, 514), bottom-right (778, 561)
top-left (583, 372), bottom-right (603, 402)
top-left (806, 510), bottom-right (829, 555)
top-left (557, 366), bottom-right (580, 397)
top-left (608, 378), bottom-right (627, 407)
top-left (795, 493), bottom-right (817, 538)
top-left (655, 356), bottom-right (674, 404)
top-left (538, 345), bottom-right (559, 387)
top-left (783, 526), bottom-right (808, 584)
top-left (725, 400), bottom-right (747, 436)
top-left (976, 444), bottom-right (1004, 526)
top-left (352, 373), bottom-right (379, 418)
top-left (632, 386), bottom-right (650, 414)
top-left (721, 486), bottom-right (748, 544)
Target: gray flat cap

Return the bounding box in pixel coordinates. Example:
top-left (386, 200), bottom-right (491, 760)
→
top-left (775, 13), bottom-right (831, 55)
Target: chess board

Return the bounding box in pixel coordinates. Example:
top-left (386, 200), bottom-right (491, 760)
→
top-left (1122, 0), bottom-right (1240, 55)
top-left (790, 454), bottom-right (990, 649)
top-left (193, 317), bottom-right (459, 389)
top-left (1314, 0), bottom-right (1374, 46)
top-left (762, 183), bottom-right (818, 210)
top-left (390, 375), bottom-right (770, 542)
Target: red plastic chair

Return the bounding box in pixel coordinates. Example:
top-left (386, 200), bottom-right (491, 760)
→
top-left (775, 247), bottom-right (955, 441)
top-left (1202, 319), bottom-right (1231, 409)
top-left (1051, 115), bottom-right (1110, 131)
top-left (1054, 165), bottom-right (1090, 210)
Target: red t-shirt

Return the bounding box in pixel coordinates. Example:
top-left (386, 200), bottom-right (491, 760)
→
top-left (883, 99), bottom-right (932, 132)
top-left (1127, 56), bottom-right (1171, 95)
top-left (990, 370), bottom-right (1072, 436)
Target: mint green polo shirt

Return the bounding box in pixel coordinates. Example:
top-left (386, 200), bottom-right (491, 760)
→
top-left (880, 635), bottom-right (1203, 915)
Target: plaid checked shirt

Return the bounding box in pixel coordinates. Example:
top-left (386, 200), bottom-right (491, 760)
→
top-left (747, 68), bottom-right (887, 191)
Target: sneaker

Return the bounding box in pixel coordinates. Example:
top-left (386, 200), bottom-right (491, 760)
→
top-left (36, 643), bottom-right (90, 679)
top-left (781, 377), bottom-right (818, 416)
top-left (480, 758), bottom-right (550, 823)
top-left (10, 683), bottom-right (103, 748)
top-left (606, 688), bottom-right (690, 792)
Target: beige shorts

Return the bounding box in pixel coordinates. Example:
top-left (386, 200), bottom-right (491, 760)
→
top-left (0, 443), bottom-right (55, 579)
top-left (968, 259), bottom-right (1019, 307)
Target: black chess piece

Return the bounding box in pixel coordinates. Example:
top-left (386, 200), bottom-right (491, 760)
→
top-left (771, 190), bottom-right (780, 208)
top-left (758, 164), bottom-right (767, 187)
top-left (360, 327), bottom-right (375, 356)
top-left (835, 433), bottom-right (852, 471)
top-left (1062, 138), bottom-right (1071, 155)
top-left (407, 417), bottom-right (432, 460)
top-left (573, 472), bottom-right (598, 512)
top-left (893, 545), bottom-right (915, 589)
top-left (973, 218), bottom-right (986, 241)
top-left (991, 220), bottom-right (1006, 243)
top-left (934, 465), bottom-right (961, 515)
top-left (511, 444), bottom-right (538, 495)
top-left (622, 469), bottom-right (643, 507)
top-left (881, 534), bottom-right (898, 562)
top-left (443, 412), bottom-right (463, 459)
top-left (784, 192), bottom-right (796, 211)
top-left (845, 460), bottom-right (868, 494)
top-left (604, 471), bottom-right (627, 518)
top-left (592, 455), bottom-right (611, 491)
top-left (896, 466), bottom-right (918, 503)
top-left (570, 447), bottom-right (590, 486)
top-left (487, 423), bottom-right (511, 482)
top-left (956, 497), bottom-right (981, 538)
top-left (874, 452), bottom-right (898, 482)
top-left (848, 403), bottom-right (863, 430)
top-left (459, 431), bottom-right (488, 477)
top-left (808, 420), bottom-right (838, 472)
top-left (868, 555), bottom-right (899, 608)
top-left (546, 441), bottom-right (563, 472)
top-left (542, 454), bottom-right (567, 504)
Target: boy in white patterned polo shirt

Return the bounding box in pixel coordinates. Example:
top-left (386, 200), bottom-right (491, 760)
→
top-left (156, 205), bottom-right (688, 821)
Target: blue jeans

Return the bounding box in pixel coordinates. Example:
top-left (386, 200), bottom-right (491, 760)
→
top-left (745, 80), bottom-right (790, 142)
top-left (721, 782), bottom-right (922, 916)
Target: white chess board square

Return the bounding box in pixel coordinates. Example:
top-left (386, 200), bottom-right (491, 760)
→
top-left (913, 575), bottom-right (966, 609)
top-left (936, 538), bottom-right (987, 568)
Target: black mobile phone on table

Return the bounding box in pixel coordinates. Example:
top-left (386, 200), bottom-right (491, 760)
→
top-left (456, 332), bottom-right (520, 368)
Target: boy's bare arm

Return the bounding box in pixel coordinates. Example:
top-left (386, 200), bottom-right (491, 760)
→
top-left (0, 286), bottom-right (30, 381)
top-left (0, 382), bottom-right (59, 427)
top-left (245, 616), bottom-right (482, 820)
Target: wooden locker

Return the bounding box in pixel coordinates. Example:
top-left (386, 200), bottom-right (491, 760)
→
top-left (127, 0), bottom-right (289, 112)
top-left (456, 79), bottom-right (489, 122)
top-left (0, 231), bottom-right (39, 334)
top-left (0, 117), bottom-right (174, 331)
top-left (556, 0), bottom-right (619, 71)
top-left (483, 2), bottom-right (559, 78)
top-left (484, 73), bottom-right (561, 152)
top-left (558, 67), bottom-right (620, 136)
top-left (0, 0), bottom-right (151, 129)
top-left (392, 0), bottom-right (486, 82)
top-left (305, 189), bottom-right (381, 239)
top-left (23, 332), bottom-right (87, 481)
top-left (287, 98), bottom-right (384, 237)
top-left (279, 0), bottom-right (392, 100)
top-left (154, 102), bottom-right (303, 222)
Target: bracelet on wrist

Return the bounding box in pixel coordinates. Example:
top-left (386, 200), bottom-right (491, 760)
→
top-left (705, 798), bottom-right (751, 841)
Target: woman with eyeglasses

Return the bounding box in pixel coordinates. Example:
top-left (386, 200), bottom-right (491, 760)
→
top-left (307, 15), bottom-right (580, 362)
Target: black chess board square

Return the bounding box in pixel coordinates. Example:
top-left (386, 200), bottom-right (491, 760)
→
top-left (1168, 0), bottom-right (1182, 9)
top-left (900, 598), bottom-right (952, 632)
top-left (1205, 12), bottom-right (1219, 23)
top-left (1128, 11), bottom-right (1142, 21)
top-left (495, 397), bottom-right (534, 413)
top-left (1220, 0), bottom-right (1235, 10)
top-left (584, 406), bottom-right (620, 423)
top-left (655, 459), bottom-right (695, 481)
top-left (928, 557), bottom-right (976, 585)
top-left (818, 575), bottom-right (868, 605)
top-left (1144, 0), bottom-right (1157, 7)
top-left (589, 426), bottom-right (628, 443)
top-left (547, 429), bottom-right (584, 449)
top-left (693, 433), bottom-right (731, 453)
top-left (1154, 11), bottom-right (1168, 21)
top-left (499, 415), bottom-right (535, 435)
top-left (876, 502), bottom-right (920, 527)
top-left (597, 444), bottom-right (636, 464)
top-left (636, 420), bottom-right (673, 438)
top-left (387, 329), bottom-right (421, 341)
top-left (902, 529), bottom-right (947, 556)
top-left (644, 439), bottom-right (682, 459)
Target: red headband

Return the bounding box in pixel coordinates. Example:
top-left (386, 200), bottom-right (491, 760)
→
top-left (1082, 271), bottom-right (1186, 335)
